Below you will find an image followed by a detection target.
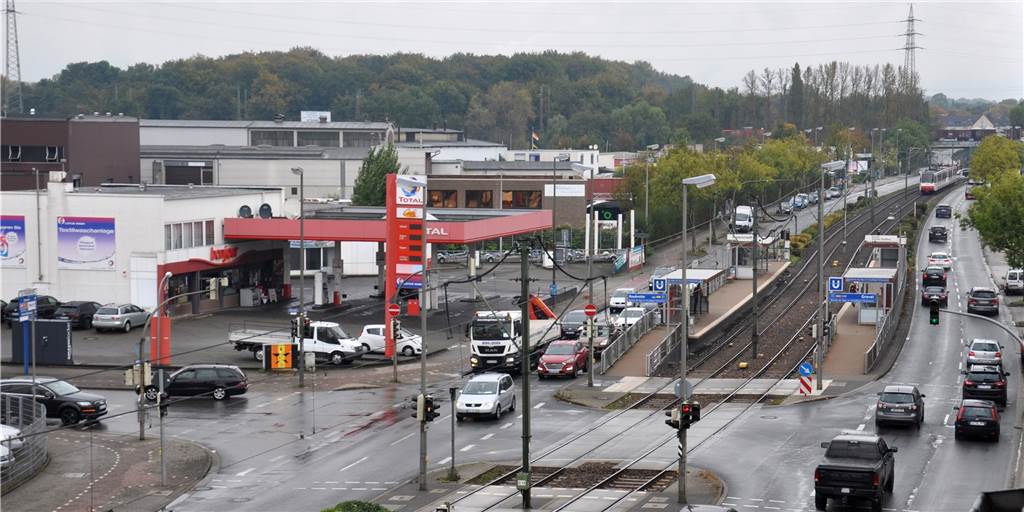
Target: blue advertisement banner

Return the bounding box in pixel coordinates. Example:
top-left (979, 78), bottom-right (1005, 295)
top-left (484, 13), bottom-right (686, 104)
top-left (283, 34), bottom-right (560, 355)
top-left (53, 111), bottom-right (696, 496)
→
top-left (0, 215), bottom-right (27, 269)
top-left (57, 216), bottom-right (116, 270)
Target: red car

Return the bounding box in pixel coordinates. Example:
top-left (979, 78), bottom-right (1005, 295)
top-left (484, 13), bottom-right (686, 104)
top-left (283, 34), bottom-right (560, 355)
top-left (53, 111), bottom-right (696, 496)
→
top-left (537, 340), bottom-right (589, 379)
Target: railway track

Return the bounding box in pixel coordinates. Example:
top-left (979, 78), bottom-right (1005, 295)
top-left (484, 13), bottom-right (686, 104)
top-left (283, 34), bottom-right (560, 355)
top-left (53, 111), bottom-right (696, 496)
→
top-left (684, 187), bottom-right (922, 379)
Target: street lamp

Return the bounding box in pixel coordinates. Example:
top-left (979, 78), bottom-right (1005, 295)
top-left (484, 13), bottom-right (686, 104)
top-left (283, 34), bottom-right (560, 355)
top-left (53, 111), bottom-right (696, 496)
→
top-left (645, 144), bottom-right (659, 230)
top-left (678, 173), bottom-right (716, 505)
top-left (291, 166), bottom-right (306, 388)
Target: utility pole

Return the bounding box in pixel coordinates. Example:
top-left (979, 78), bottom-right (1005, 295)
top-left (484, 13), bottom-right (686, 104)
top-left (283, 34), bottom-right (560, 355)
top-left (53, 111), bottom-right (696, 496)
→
top-left (816, 168), bottom-right (826, 391)
top-left (419, 189), bottom-right (431, 491)
top-left (843, 144), bottom-right (850, 249)
top-left (587, 251), bottom-right (595, 388)
top-left (447, 386), bottom-right (459, 481)
top-left (519, 243), bottom-right (532, 507)
top-left (291, 167), bottom-right (306, 388)
top-left (751, 203), bottom-right (759, 359)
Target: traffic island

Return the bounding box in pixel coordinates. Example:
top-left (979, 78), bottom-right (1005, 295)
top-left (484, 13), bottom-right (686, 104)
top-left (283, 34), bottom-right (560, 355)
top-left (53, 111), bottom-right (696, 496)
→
top-left (1, 429), bottom-right (213, 512)
top-left (371, 461), bottom-right (726, 511)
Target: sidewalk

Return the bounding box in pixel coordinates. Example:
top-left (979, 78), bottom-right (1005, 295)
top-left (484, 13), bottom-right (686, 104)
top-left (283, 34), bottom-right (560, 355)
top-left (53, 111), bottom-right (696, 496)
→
top-left (823, 302), bottom-right (878, 378)
top-left (690, 261), bottom-right (791, 339)
top-left (2, 429), bottom-right (213, 512)
top-left (605, 326), bottom-right (668, 377)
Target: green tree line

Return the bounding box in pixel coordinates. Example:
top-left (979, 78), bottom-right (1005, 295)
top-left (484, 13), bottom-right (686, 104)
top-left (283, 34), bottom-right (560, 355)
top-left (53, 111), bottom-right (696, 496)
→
top-left (7, 48), bottom-right (931, 151)
top-left (964, 136), bottom-right (1024, 268)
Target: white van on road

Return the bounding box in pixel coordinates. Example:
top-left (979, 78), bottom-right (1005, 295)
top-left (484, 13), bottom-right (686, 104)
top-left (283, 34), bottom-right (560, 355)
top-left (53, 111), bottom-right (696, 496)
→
top-left (732, 205), bottom-right (754, 233)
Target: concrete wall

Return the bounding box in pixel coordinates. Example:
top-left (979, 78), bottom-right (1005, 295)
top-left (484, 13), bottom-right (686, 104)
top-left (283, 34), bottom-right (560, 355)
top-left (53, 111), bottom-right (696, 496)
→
top-left (141, 157), bottom-right (360, 200)
top-left (140, 126), bottom-right (247, 146)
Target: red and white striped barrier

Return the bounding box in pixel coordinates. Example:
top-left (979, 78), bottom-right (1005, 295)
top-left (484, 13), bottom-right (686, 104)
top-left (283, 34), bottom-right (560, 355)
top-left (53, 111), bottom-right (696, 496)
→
top-left (799, 375), bottom-right (814, 396)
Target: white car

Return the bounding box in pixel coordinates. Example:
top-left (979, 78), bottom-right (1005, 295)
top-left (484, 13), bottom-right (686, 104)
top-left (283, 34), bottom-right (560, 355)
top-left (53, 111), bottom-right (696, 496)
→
top-left (0, 445), bottom-right (11, 469)
top-left (827, 186), bottom-right (842, 199)
top-left (0, 424), bottom-right (23, 452)
top-left (967, 339), bottom-right (1002, 366)
top-left (357, 324), bottom-right (422, 356)
top-left (455, 373), bottom-right (516, 421)
top-left (927, 252), bottom-right (953, 269)
top-left (614, 307), bottom-right (646, 329)
top-left (609, 288), bottom-right (636, 313)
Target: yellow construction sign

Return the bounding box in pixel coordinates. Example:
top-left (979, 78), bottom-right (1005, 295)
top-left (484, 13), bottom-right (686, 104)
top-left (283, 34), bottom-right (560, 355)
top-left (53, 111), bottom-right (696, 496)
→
top-left (270, 343), bottom-right (293, 370)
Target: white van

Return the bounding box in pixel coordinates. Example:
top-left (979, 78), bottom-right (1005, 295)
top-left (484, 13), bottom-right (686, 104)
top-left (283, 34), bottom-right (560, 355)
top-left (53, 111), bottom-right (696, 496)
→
top-left (1004, 269), bottom-right (1023, 295)
top-left (732, 205), bottom-right (754, 233)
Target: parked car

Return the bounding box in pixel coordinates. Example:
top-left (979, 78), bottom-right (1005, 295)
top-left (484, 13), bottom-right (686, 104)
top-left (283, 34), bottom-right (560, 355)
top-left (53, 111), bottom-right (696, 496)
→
top-left (1002, 269), bottom-right (1023, 295)
top-left (779, 198), bottom-right (794, 214)
top-left (592, 250), bottom-right (616, 263)
top-left (436, 250), bottom-right (469, 264)
top-left (0, 424), bottom-right (24, 452)
top-left (807, 191), bottom-right (819, 205)
top-left (648, 266), bottom-right (677, 290)
top-left (928, 226), bottom-right (948, 243)
top-left (455, 373), bottom-right (516, 421)
top-left (935, 204), bottom-right (953, 218)
top-left (921, 266), bottom-right (946, 287)
top-left (3, 295), bottom-right (61, 327)
top-left (954, 399), bottom-right (1000, 442)
top-left (0, 376), bottom-right (107, 425)
top-left (609, 288), bottom-right (636, 313)
top-left (966, 338), bottom-right (1002, 366)
top-left (920, 286), bottom-right (949, 307)
top-left (537, 340), bottom-right (589, 379)
top-left (875, 385), bottom-right (925, 428)
top-left (93, 303), bottom-right (150, 333)
top-left (962, 364), bottom-right (1009, 408)
top-left (965, 187), bottom-right (976, 200)
top-left (590, 323), bottom-right (621, 359)
top-left (54, 301), bottom-right (102, 329)
top-left (814, 431), bottom-right (897, 511)
top-left (0, 445), bottom-right (11, 470)
top-left (827, 186), bottom-right (842, 199)
top-left (614, 307), bottom-right (646, 329)
top-left (966, 286), bottom-right (1000, 316)
top-left (481, 250), bottom-right (515, 263)
top-left (357, 324), bottom-right (422, 356)
top-left (732, 205), bottom-right (754, 233)
top-left (927, 251), bottom-right (953, 269)
top-left (144, 364), bottom-right (248, 402)
top-left (794, 193), bottom-right (809, 210)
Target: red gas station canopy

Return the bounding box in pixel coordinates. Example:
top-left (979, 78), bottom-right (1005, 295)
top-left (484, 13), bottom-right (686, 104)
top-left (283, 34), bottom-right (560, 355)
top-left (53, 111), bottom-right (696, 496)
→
top-left (223, 209), bottom-right (552, 244)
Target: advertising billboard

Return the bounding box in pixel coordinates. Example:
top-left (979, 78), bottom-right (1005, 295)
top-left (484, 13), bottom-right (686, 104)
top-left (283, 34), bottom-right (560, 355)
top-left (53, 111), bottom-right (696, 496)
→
top-left (57, 216), bottom-right (116, 270)
top-left (0, 215), bottom-right (27, 269)
top-left (385, 174), bottom-right (427, 358)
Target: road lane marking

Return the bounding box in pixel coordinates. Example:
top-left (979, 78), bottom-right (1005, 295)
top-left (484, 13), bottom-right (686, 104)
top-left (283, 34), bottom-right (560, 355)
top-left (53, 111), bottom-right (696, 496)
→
top-left (534, 402), bottom-right (546, 409)
top-left (437, 456), bottom-right (452, 465)
top-left (481, 433), bottom-right (494, 440)
top-left (236, 468), bottom-right (256, 476)
top-left (857, 424), bottom-right (866, 431)
top-left (269, 455), bottom-right (285, 462)
top-left (390, 433), bottom-right (415, 446)
top-left (460, 444), bottom-right (475, 452)
top-left (944, 413), bottom-right (950, 425)
top-left (500, 422), bottom-right (514, 429)
top-left (339, 456), bottom-right (368, 472)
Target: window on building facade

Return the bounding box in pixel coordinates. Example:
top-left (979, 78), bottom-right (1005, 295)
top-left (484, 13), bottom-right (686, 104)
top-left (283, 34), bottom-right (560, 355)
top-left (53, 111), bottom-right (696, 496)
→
top-left (502, 190), bottom-right (542, 209)
top-left (465, 190), bottom-right (493, 208)
top-left (250, 130), bottom-right (294, 147)
top-left (165, 220), bottom-right (216, 250)
top-left (343, 131), bottom-right (377, 148)
top-left (297, 131), bottom-right (340, 147)
top-left (429, 190), bottom-right (457, 208)
top-left (3, 145), bottom-right (21, 161)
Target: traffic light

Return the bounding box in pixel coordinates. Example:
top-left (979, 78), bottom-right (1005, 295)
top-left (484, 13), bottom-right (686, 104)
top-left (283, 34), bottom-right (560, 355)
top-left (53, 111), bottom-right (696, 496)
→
top-left (159, 400), bottom-right (169, 417)
top-left (392, 317), bottom-right (402, 336)
top-left (291, 316), bottom-right (299, 338)
top-left (680, 401), bottom-right (701, 428)
top-left (665, 407), bottom-right (680, 429)
top-left (424, 395), bottom-right (440, 422)
top-left (413, 394), bottom-right (425, 421)
top-left (929, 300), bottom-right (940, 325)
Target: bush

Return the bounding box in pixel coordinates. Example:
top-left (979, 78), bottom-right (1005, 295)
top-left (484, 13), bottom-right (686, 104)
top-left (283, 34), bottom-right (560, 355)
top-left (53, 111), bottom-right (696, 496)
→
top-left (321, 502), bottom-right (391, 512)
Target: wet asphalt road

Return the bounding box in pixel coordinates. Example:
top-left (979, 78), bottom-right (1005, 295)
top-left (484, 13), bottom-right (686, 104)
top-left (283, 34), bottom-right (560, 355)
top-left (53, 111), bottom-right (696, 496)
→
top-left (697, 186), bottom-right (1020, 511)
top-left (86, 371), bottom-right (604, 511)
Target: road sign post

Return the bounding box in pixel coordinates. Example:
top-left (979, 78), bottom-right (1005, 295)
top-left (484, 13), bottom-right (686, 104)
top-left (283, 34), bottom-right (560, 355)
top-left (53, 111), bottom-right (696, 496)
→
top-left (828, 292), bottom-right (878, 303)
top-left (628, 293), bottom-right (668, 304)
top-left (798, 362), bottom-right (814, 396)
top-left (828, 277), bottom-right (844, 293)
top-left (584, 304), bottom-right (596, 388)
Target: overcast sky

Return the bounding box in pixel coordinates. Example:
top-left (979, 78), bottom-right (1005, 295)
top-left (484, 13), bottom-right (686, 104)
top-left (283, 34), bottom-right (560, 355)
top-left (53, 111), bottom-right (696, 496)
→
top-left (15, 1), bottom-right (1024, 100)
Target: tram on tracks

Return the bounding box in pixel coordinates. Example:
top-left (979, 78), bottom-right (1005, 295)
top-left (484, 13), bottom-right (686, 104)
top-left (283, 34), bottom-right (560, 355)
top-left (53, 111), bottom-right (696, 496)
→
top-left (920, 165), bottom-right (960, 194)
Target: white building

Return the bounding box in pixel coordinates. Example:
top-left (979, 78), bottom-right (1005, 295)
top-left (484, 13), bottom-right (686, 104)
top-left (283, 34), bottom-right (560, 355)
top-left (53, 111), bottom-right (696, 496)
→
top-left (396, 139), bottom-right (507, 175)
top-left (139, 119), bottom-right (395, 148)
top-left (1, 177), bottom-right (286, 315)
top-left (141, 145), bottom-right (368, 200)
top-left (503, 148), bottom-right (601, 178)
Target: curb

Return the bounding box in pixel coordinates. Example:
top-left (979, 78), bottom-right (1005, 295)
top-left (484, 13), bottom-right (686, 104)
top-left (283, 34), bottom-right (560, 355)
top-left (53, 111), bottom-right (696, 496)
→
top-left (164, 440), bottom-right (220, 511)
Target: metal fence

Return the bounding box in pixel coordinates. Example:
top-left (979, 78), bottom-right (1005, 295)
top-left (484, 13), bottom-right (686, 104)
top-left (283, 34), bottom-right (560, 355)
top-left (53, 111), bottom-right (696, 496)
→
top-left (1, 394), bottom-right (49, 494)
top-left (863, 278), bottom-right (907, 373)
top-left (645, 323), bottom-right (685, 377)
top-left (595, 310), bottom-right (660, 375)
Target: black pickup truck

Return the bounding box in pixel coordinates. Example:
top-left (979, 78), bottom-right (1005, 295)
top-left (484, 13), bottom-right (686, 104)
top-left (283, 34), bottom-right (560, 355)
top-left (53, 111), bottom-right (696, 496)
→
top-left (814, 432), bottom-right (897, 512)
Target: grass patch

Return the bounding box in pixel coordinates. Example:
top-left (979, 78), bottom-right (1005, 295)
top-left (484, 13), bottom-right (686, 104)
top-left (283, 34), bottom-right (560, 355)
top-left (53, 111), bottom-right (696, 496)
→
top-left (604, 392), bottom-right (643, 410)
top-left (466, 465), bottom-right (515, 485)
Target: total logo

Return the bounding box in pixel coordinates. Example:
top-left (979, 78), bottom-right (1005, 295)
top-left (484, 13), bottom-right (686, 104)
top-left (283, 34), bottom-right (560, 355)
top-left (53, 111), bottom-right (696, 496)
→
top-left (395, 176), bottom-right (426, 205)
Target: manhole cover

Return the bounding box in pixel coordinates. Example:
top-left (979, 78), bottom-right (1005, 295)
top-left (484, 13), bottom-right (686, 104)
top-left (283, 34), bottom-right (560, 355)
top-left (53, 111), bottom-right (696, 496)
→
top-left (760, 415), bottom-right (778, 420)
top-left (62, 473), bottom-right (86, 479)
top-left (231, 498), bottom-right (251, 503)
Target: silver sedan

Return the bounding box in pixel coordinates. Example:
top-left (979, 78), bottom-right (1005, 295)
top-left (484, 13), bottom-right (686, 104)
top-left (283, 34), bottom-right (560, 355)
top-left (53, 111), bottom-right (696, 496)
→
top-left (93, 304), bottom-right (150, 333)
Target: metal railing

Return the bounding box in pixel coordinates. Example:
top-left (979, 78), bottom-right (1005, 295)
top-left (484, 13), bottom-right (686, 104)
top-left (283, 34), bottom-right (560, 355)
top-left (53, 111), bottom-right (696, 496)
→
top-left (645, 322), bottom-right (684, 377)
top-left (595, 310), bottom-right (660, 375)
top-left (863, 278), bottom-right (907, 373)
top-left (1, 394), bottom-right (49, 494)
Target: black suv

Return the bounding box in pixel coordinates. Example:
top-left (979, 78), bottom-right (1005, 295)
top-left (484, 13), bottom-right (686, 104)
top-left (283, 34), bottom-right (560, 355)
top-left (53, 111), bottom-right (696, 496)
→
top-left (935, 204), bottom-right (952, 218)
top-left (0, 377), bottom-right (107, 425)
top-left (922, 266), bottom-right (946, 287)
top-left (962, 364), bottom-right (1009, 407)
top-left (954, 399), bottom-right (1000, 441)
top-left (928, 226), bottom-right (948, 243)
top-left (3, 295), bottom-right (61, 327)
top-left (54, 301), bottom-right (102, 329)
top-left (144, 364), bottom-right (248, 401)
top-left (560, 310), bottom-right (589, 338)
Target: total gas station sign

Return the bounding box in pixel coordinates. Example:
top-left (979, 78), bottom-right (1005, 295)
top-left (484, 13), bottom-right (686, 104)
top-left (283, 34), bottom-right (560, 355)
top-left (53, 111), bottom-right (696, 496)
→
top-left (385, 174), bottom-right (428, 358)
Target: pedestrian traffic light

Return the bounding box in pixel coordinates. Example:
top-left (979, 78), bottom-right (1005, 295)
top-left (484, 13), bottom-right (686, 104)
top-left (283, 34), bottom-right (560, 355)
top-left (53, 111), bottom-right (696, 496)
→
top-left (665, 407), bottom-right (680, 429)
top-left (424, 395), bottom-right (440, 422)
top-left (680, 401), bottom-right (701, 428)
top-left (929, 300), bottom-right (940, 325)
